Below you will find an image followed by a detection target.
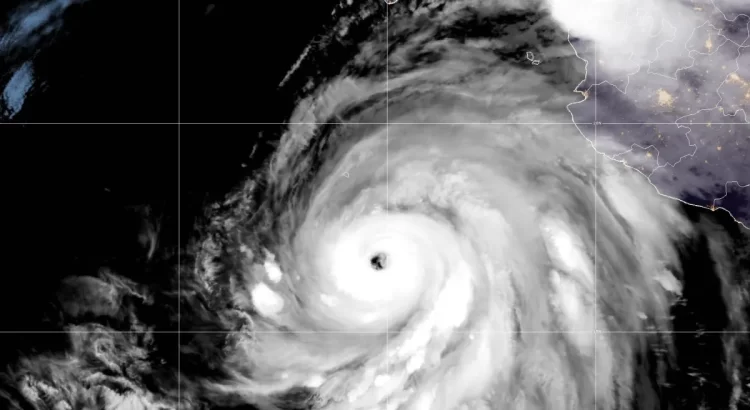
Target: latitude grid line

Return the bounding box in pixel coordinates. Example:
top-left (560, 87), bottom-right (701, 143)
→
top-left (1, 330), bottom-right (748, 334)
top-left (2, 122), bottom-right (749, 125)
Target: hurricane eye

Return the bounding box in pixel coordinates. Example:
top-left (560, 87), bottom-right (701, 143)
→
top-left (369, 252), bottom-right (388, 271)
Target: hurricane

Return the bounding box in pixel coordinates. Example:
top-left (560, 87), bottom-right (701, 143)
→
top-left (1, 0), bottom-right (749, 410)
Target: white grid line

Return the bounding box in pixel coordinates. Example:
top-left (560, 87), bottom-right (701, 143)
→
top-left (0, 122), bottom-right (585, 125)
top-left (177, 0), bottom-right (182, 407)
top-left (3, 122), bottom-right (749, 125)
top-left (0, 330), bottom-right (746, 334)
top-left (385, 4), bottom-right (391, 409)
top-left (594, 31), bottom-right (598, 410)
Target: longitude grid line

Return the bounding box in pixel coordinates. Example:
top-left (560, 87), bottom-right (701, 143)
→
top-left (177, 0), bottom-right (181, 407)
top-left (594, 30), bottom-right (598, 410)
top-left (385, 3), bottom-right (390, 409)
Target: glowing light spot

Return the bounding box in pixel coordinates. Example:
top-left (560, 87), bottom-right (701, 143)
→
top-left (252, 283), bottom-right (285, 315)
top-left (656, 89), bottom-right (674, 108)
top-left (305, 375), bottom-right (325, 388)
top-left (654, 270), bottom-right (682, 295)
top-left (728, 73), bottom-right (747, 86)
top-left (541, 219), bottom-right (592, 281)
top-left (264, 256), bottom-right (283, 283)
top-left (432, 263), bottom-right (473, 329)
top-left (406, 350), bottom-right (426, 373)
top-left (374, 374), bottom-right (390, 387)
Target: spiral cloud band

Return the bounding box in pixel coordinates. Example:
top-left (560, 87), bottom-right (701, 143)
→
top-left (225, 121), bottom-right (690, 410)
top-left (190, 1), bottom-right (748, 409)
top-left (188, 1), bottom-right (749, 408)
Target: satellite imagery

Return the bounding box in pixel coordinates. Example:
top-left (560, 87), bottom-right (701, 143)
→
top-left (0, 0), bottom-right (748, 409)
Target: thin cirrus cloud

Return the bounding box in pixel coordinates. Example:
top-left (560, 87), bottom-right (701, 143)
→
top-left (0, 0), bottom-right (88, 119)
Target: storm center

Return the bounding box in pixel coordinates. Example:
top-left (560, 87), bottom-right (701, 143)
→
top-left (369, 252), bottom-right (388, 271)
